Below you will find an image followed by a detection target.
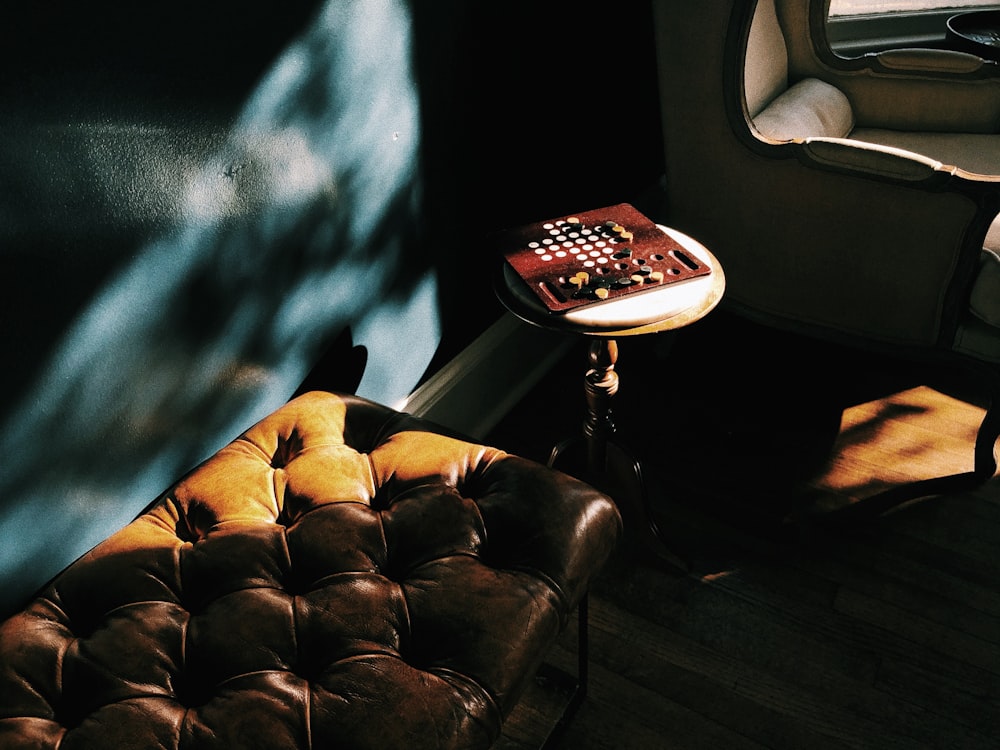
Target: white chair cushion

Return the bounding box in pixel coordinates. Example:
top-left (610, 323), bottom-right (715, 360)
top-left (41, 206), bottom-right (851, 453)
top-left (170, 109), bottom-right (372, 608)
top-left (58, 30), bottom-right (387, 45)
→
top-left (752, 78), bottom-right (855, 142)
top-left (969, 219), bottom-right (1000, 328)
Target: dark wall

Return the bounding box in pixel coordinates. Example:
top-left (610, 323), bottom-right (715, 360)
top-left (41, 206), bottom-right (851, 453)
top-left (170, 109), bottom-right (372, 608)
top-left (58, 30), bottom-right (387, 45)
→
top-left (413, 1), bottom-right (667, 364)
top-left (0, 1), bottom-right (666, 616)
top-left (454, 4), bottom-right (665, 223)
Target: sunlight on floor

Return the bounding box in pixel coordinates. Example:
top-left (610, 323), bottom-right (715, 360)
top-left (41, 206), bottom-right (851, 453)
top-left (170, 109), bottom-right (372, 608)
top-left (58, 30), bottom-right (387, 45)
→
top-left (809, 385), bottom-right (991, 503)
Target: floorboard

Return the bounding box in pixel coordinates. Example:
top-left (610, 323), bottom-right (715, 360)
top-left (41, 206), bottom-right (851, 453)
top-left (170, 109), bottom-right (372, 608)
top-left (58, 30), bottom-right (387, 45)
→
top-left (491, 313), bottom-right (1000, 749)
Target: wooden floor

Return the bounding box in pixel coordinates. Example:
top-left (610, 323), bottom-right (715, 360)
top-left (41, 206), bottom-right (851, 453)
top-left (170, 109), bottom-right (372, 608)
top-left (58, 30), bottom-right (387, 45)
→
top-left (488, 313), bottom-right (1000, 749)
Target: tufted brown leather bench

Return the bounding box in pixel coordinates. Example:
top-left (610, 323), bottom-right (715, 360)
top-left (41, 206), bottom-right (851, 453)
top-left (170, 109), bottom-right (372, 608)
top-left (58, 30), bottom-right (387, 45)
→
top-left (0, 390), bottom-right (621, 749)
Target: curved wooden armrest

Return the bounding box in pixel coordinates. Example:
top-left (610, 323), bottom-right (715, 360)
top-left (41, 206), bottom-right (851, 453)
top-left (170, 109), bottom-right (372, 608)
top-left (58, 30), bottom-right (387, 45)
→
top-left (798, 136), bottom-right (950, 183)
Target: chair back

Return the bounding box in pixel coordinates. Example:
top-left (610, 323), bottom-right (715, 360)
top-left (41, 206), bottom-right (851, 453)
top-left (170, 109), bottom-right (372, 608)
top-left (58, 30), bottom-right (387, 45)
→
top-left (651, 0), bottom-right (991, 350)
top-left (745, 0), bottom-right (789, 119)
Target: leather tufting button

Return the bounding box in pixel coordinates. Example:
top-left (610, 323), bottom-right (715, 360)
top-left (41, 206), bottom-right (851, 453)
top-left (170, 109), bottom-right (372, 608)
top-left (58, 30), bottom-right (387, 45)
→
top-left (53, 699), bottom-right (85, 731)
top-left (59, 602), bottom-right (186, 718)
top-left (285, 503), bottom-right (388, 585)
top-left (186, 588), bottom-right (296, 686)
top-left (180, 523), bottom-right (291, 607)
top-left (293, 573), bottom-right (408, 669)
top-left (280, 568), bottom-right (313, 597)
top-left (380, 487), bottom-right (486, 576)
top-left (269, 435), bottom-right (298, 471)
top-left (172, 671), bottom-right (213, 709)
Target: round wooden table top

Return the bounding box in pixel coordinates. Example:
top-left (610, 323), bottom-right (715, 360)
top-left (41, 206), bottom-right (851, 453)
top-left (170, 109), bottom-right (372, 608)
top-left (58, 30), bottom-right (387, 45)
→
top-left (496, 225), bottom-right (726, 338)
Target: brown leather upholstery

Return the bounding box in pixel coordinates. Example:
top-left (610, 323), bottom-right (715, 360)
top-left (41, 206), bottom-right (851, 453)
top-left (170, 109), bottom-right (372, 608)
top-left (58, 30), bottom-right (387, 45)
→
top-left (0, 391), bottom-right (621, 749)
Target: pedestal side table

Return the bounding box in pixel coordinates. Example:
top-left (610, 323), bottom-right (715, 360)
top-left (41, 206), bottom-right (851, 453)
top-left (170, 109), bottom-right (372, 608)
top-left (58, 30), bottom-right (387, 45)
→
top-left (495, 225), bottom-right (726, 570)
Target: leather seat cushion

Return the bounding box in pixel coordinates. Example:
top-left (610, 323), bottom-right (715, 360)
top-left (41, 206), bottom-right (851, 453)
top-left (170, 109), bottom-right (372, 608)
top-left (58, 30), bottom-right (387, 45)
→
top-left (0, 390), bottom-right (621, 749)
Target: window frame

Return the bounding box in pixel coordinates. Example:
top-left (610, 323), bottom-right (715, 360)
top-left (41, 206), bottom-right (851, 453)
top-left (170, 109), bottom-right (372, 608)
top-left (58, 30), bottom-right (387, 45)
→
top-left (825, 2), bottom-right (1000, 56)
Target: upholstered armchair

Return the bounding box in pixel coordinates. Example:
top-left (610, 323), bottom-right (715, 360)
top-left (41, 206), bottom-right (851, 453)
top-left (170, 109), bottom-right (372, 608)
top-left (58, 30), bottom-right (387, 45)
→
top-left (651, 0), bottom-right (1000, 523)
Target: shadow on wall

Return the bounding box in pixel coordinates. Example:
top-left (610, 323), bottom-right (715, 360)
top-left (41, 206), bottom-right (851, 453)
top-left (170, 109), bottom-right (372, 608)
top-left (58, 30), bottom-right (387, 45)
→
top-left (0, 0), bottom-right (441, 616)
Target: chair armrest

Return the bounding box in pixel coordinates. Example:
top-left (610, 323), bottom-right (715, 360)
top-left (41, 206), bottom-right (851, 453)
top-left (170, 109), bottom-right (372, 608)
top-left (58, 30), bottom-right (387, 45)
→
top-left (799, 136), bottom-right (948, 182)
top-left (871, 48), bottom-right (989, 76)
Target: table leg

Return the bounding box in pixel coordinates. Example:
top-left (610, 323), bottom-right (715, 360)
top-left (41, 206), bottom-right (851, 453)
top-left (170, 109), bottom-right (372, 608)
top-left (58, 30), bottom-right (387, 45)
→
top-left (549, 338), bottom-right (688, 572)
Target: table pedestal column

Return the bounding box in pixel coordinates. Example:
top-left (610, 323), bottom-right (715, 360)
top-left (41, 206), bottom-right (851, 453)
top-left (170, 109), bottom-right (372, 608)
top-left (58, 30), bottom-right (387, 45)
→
top-left (550, 338), bottom-right (688, 573)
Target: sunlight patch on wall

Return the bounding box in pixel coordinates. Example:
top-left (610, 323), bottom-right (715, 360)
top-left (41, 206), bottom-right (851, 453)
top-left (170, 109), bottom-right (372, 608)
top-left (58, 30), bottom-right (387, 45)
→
top-left (0, 0), bottom-right (438, 615)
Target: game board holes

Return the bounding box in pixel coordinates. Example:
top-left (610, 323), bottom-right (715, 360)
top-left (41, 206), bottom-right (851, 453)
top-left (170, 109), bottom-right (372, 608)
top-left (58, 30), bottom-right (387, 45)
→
top-left (675, 250), bottom-right (699, 270)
